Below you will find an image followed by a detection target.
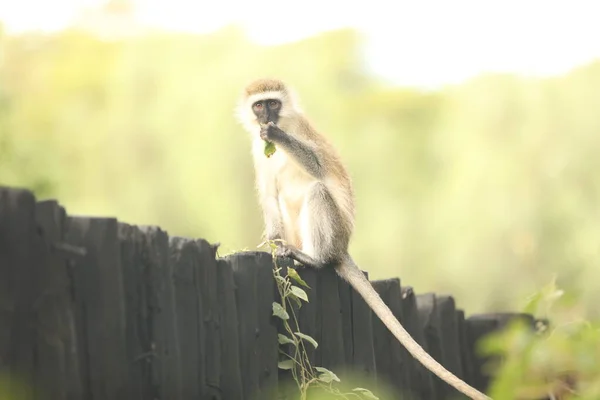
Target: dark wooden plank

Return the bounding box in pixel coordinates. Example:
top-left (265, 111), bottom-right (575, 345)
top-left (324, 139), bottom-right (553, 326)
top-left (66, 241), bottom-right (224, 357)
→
top-left (415, 293), bottom-right (444, 399)
top-left (456, 309), bottom-right (475, 387)
top-left (435, 295), bottom-right (464, 398)
top-left (65, 217), bottom-right (130, 400)
top-left (337, 278), bottom-right (353, 366)
top-left (255, 252), bottom-right (280, 398)
top-left (465, 313), bottom-right (535, 393)
top-left (139, 226), bottom-right (182, 400)
top-left (317, 268), bottom-right (346, 370)
top-left (169, 237), bottom-right (204, 399)
top-left (229, 251), bottom-right (279, 400)
top-left (271, 259), bottom-right (320, 400)
top-left (0, 187), bottom-right (39, 400)
top-left (193, 239), bottom-right (221, 399)
top-left (350, 271), bottom-right (376, 383)
top-left (371, 279), bottom-right (410, 398)
top-left (216, 258), bottom-right (244, 400)
top-left (463, 315), bottom-right (497, 392)
top-left (119, 223), bottom-right (153, 400)
top-left (293, 267), bottom-right (320, 367)
top-left (34, 200), bottom-right (83, 400)
top-left (273, 258), bottom-right (296, 400)
top-left (401, 287), bottom-right (434, 400)
top-left (229, 251), bottom-right (259, 399)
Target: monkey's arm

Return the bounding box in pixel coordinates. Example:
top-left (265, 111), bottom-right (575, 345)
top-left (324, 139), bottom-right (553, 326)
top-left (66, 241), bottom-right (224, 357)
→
top-left (261, 123), bottom-right (324, 179)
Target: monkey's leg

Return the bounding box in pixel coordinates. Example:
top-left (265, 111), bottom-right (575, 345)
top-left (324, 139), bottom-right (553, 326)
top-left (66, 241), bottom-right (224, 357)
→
top-left (263, 196), bottom-right (284, 241)
top-left (277, 182), bottom-right (348, 270)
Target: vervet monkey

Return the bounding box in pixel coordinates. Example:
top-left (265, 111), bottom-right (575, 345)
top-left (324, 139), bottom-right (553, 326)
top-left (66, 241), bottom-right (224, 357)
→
top-left (236, 78), bottom-right (491, 400)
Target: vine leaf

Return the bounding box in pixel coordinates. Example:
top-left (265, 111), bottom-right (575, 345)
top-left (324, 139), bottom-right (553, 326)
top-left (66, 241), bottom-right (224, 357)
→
top-left (287, 267), bottom-right (310, 288)
top-left (278, 334), bottom-right (296, 346)
top-left (353, 388), bottom-right (380, 399)
top-left (272, 302), bottom-right (289, 320)
top-left (290, 286), bottom-right (309, 303)
top-left (315, 367), bottom-right (340, 383)
top-left (288, 294), bottom-right (302, 309)
top-left (278, 359), bottom-right (294, 370)
top-left (295, 332), bottom-right (318, 349)
top-left (275, 275), bottom-right (287, 285)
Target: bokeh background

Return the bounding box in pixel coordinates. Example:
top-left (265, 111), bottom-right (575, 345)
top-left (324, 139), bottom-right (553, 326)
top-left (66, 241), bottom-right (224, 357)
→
top-left (1, 0), bottom-right (599, 319)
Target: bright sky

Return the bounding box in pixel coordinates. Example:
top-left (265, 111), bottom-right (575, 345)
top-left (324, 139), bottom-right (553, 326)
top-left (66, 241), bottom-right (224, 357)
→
top-left (1, 0), bottom-right (600, 89)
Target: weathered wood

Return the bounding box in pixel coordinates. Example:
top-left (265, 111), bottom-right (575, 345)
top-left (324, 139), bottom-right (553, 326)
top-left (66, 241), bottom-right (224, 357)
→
top-left (0, 186), bottom-right (540, 400)
top-left (293, 267), bottom-right (320, 366)
top-left (317, 268), bottom-right (346, 371)
top-left (0, 188), bottom-right (39, 400)
top-left (465, 313), bottom-right (535, 393)
top-left (193, 239), bottom-right (222, 399)
top-left (371, 279), bottom-right (410, 397)
top-left (145, 226), bottom-right (183, 399)
top-left (34, 200), bottom-right (83, 400)
top-left (119, 223), bottom-right (151, 399)
top-left (270, 257), bottom-right (297, 400)
top-left (229, 251), bottom-right (279, 400)
top-left (350, 271), bottom-right (377, 382)
top-left (416, 293), bottom-right (448, 399)
top-left (338, 278), bottom-right (354, 367)
top-left (255, 252), bottom-right (280, 398)
top-left (169, 237), bottom-right (204, 399)
top-left (435, 295), bottom-right (465, 399)
top-left (65, 217), bottom-right (130, 399)
top-left (216, 258), bottom-right (244, 400)
top-left (456, 309), bottom-right (475, 388)
top-left (402, 289), bottom-right (434, 400)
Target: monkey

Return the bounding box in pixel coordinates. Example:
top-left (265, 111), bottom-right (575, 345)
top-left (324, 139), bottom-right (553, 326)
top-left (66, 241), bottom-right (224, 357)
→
top-left (236, 78), bottom-right (491, 400)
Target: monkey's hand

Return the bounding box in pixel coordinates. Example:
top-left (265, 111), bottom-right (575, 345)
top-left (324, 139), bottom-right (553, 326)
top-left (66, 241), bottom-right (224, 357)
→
top-left (260, 121), bottom-right (285, 142)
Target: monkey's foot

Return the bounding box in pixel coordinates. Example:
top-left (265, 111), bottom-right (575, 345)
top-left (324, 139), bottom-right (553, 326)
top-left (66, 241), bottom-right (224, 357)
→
top-left (275, 244), bottom-right (325, 269)
top-left (275, 244), bottom-right (293, 259)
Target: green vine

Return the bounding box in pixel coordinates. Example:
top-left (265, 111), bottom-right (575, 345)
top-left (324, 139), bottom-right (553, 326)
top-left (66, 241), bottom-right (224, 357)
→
top-left (258, 240), bottom-right (379, 400)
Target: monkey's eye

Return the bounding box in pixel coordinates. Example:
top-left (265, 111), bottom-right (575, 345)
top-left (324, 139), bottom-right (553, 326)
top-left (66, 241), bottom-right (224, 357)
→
top-left (253, 102), bottom-right (263, 110)
top-left (269, 100), bottom-right (280, 108)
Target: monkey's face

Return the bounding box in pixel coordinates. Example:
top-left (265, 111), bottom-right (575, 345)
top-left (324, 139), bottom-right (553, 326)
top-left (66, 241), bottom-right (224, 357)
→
top-left (252, 99), bottom-right (281, 125)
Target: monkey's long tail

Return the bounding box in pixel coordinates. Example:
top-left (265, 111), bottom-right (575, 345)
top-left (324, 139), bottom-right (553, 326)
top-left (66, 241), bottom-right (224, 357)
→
top-left (335, 255), bottom-right (492, 400)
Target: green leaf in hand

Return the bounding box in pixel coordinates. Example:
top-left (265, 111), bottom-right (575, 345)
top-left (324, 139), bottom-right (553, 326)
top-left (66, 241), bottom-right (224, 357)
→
top-left (264, 140), bottom-right (276, 158)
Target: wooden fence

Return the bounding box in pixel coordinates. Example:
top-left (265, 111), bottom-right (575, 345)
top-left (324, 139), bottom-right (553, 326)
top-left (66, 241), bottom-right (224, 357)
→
top-left (0, 186), bottom-right (540, 400)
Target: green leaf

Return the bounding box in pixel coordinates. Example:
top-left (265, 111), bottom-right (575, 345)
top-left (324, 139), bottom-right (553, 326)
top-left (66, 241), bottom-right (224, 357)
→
top-left (352, 388), bottom-right (379, 399)
top-left (275, 275), bottom-right (287, 285)
top-left (277, 334), bottom-right (296, 346)
top-left (287, 267), bottom-right (310, 288)
top-left (315, 367), bottom-right (340, 383)
top-left (294, 332), bottom-right (318, 349)
top-left (288, 294), bottom-right (302, 309)
top-left (290, 286), bottom-right (309, 303)
top-left (278, 359), bottom-right (294, 370)
top-left (264, 140), bottom-right (276, 157)
top-left (272, 302), bottom-right (289, 320)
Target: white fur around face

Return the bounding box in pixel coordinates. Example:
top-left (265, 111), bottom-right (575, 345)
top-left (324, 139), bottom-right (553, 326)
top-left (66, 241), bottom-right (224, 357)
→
top-left (235, 88), bottom-right (302, 135)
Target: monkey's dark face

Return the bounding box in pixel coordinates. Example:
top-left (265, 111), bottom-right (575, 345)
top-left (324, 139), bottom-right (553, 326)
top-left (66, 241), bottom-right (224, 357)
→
top-left (252, 99), bottom-right (281, 125)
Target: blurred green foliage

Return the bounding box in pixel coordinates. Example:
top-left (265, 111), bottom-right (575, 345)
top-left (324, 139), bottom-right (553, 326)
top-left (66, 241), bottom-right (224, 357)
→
top-left (481, 280), bottom-right (600, 399)
top-left (1, 22), bottom-right (599, 319)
